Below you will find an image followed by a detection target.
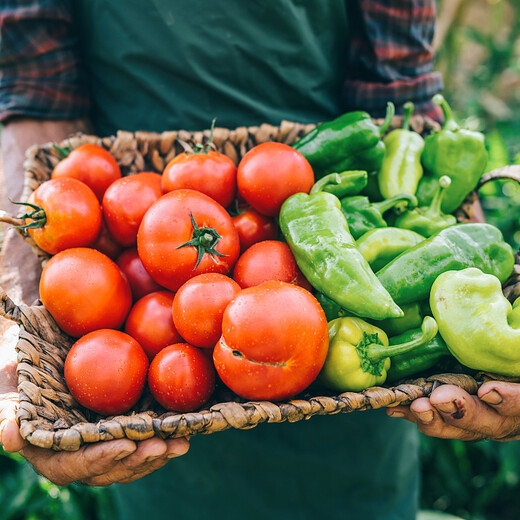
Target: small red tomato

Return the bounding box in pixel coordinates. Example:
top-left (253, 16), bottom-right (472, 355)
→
top-left (40, 248), bottom-right (132, 337)
top-left (162, 151), bottom-right (237, 208)
top-left (233, 240), bottom-right (312, 291)
top-left (232, 208), bottom-right (278, 253)
top-left (102, 172), bottom-right (163, 246)
top-left (116, 248), bottom-right (163, 301)
top-left (125, 291), bottom-right (183, 360)
top-left (148, 343), bottom-right (216, 412)
top-left (64, 329), bottom-right (148, 415)
top-left (24, 178), bottom-right (102, 255)
top-left (52, 143), bottom-right (121, 201)
top-left (137, 189), bottom-right (240, 291)
top-left (89, 218), bottom-right (123, 260)
top-left (213, 281), bottom-right (329, 401)
top-left (172, 273), bottom-right (241, 349)
top-left (237, 142), bottom-right (314, 216)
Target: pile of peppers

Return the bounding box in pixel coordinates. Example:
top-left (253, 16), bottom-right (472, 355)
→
top-left (280, 94), bottom-right (518, 393)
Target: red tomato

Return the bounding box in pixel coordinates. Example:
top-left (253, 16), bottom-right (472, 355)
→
top-left (89, 218), bottom-right (123, 260)
top-left (116, 248), bottom-right (162, 301)
top-left (52, 143), bottom-right (121, 201)
top-left (40, 248), bottom-right (132, 337)
top-left (232, 208), bottom-right (278, 253)
top-left (25, 178), bottom-right (102, 255)
top-left (233, 240), bottom-right (312, 291)
top-left (125, 291), bottom-right (183, 360)
top-left (162, 151), bottom-right (236, 208)
top-left (237, 142), bottom-right (314, 217)
top-left (137, 189), bottom-right (240, 291)
top-left (148, 343), bottom-right (215, 412)
top-left (213, 281), bottom-right (329, 401)
top-left (172, 273), bottom-right (241, 349)
top-left (102, 172), bottom-right (163, 246)
top-left (64, 329), bottom-right (148, 415)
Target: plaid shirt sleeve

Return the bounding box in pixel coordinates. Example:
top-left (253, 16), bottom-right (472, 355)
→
top-left (0, 0), bottom-right (90, 123)
top-left (344, 0), bottom-right (444, 121)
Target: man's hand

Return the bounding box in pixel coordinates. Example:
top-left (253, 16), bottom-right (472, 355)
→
top-left (387, 381), bottom-right (520, 441)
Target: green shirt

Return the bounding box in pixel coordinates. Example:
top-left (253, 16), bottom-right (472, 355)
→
top-left (74, 2), bottom-right (419, 518)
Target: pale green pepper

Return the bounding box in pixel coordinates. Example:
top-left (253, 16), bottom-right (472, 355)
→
top-left (430, 268), bottom-right (520, 376)
top-left (318, 316), bottom-right (438, 392)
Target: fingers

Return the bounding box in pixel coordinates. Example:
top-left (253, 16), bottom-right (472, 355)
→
top-left (0, 392), bottom-right (25, 452)
top-left (479, 381), bottom-right (520, 416)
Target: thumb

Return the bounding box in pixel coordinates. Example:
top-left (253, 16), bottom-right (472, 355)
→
top-left (0, 392), bottom-right (26, 453)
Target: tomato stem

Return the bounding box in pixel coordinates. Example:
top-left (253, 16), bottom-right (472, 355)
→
top-left (53, 144), bottom-right (72, 159)
top-left (176, 212), bottom-right (227, 269)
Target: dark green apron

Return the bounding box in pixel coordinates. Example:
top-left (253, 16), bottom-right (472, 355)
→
top-left (74, 2), bottom-right (419, 518)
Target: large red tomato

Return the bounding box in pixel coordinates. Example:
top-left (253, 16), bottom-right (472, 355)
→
top-left (172, 273), bottom-right (241, 349)
top-left (40, 248), bottom-right (132, 337)
top-left (24, 178), bottom-right (102, 255)
top-left (231, 208), bottom-right (278, 253)
top-left (64, 329), bottom-right (148, 415)
top-left (102, 172), bottom-right (163, 246)
top-left (52, 143), bottom-right (121, 201)
top-left (236, 142), bottom-right (314, 217)
top-left (137, 189), bottom-right (240, 291)
top-left (162, 151), bottom-right (236, 208)
top-left (148, 343), bottom-right (216, 412)
top-left (116, 248), bottom-right (162, 301)
top-left (125, 291), bottom-right (183, 360)
top-left (213, 281), bottom-right (329, 401)
top-left (233, 240), bottom-right (312, 290)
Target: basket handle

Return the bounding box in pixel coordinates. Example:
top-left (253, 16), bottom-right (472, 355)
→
top-left (0, 285), bottom-right (28, 327)
top-left (477, 165), bottom-right (520, 189)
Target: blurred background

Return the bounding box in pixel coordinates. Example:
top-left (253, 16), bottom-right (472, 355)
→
top-left (1, 0), bottom-right (520, 519)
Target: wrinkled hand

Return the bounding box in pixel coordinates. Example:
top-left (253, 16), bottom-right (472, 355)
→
top-left (387, 382), bottom-right (520, 441)
top-left (1, 351), bottom-right (189, 487)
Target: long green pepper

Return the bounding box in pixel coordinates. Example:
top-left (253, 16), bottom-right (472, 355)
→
top-left (279, 191), bottom-right (403, 320)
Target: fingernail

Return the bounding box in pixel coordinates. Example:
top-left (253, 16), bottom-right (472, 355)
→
top-left (481, 389), bottom-right (503, 405)
top-left (387, 410), bottom-right (405, 418)
top-left (416, 410), bottom-right (434, 424)
top-left (114, 450), bottom-right (134, 461)
top-left (435, 401), bottom-right (458, 414)
top-left (167, 452), bottom-right (180, 459)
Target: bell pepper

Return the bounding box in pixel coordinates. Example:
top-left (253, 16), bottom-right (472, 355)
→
top-left (340, 193), bottom-right (418, 240)
top-left (356, 227), bottom-right (424, 272)
top-left (376, 223), bottom-right (515, 305)
top-left (378, 101), bottom-right (425, 200)
top-left (309, 170), bottom-right (368, 198)
top-left (386, 325), bottom-right (451, 382)
top-left (292, 102), bottom-right (395, 179)
top-left (279, 191), bottom-right (403, 320)
top-left (431, 268), bottom-right (520, 377)
top-left (395, 176), bottom-right (457, 237)
top-left (419, 94), bottom-right (488, 213)
top-left (318, 316), bottom-right (438, 392)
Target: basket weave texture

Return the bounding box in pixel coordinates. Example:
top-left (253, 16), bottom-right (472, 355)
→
top-left (3, 117), bottom-right (520, 452)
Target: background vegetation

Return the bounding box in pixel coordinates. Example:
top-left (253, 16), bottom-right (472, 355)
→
top-left (1, 1), bottom-right (519, 519)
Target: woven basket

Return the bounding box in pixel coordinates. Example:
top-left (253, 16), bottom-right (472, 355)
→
top-left (3, 117), bottom-right (520, 452)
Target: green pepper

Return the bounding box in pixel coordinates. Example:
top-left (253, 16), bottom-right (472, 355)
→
top-left (318, 316), bottom-right (438, 392)
top-left (309, 170), bottom-right (368, 198)
top-left (356, 227), bottom-right (424, 272)
top-left (395, 176), bottom-right (457, 237)
top-left (315, 292), bottom-right (348, 322)
top-left (340, 193), bottom-right (418, 240)
top-left (292, 103), bottom-right (395, 179)
top-left (431, 268), bottom-right (520, 377)
top-left (376, 223), bottom-right (515, 305)
top-left (374, 302), bottom-right (424, 337)
top-left (419, 94), bottom-right (488, 213)
top-left (279, 191), bottom-right (403, 320)
top-left (378, 101), bottom-right (425, 200)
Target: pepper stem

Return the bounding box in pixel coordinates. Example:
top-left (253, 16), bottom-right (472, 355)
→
top-left (378, 102), bottom-right (396, 136)
top-left (432, 94), bottom-right (459, 132)
top-left (310, 170), bottom-right (367, 197)
top-left (374, 193), bottom-right (418, 214)
top-left (424, 176), bottom-right (452, 218)
top-left (310, 173), bottom-right (342, 194)
top-left (365, 317), bottom-right (438, 364)
top-left (401, 102), bottom-right (414, 131)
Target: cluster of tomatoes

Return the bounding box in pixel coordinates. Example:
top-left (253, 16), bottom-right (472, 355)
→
top-left (27, 139), bottom-right (329, 417)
